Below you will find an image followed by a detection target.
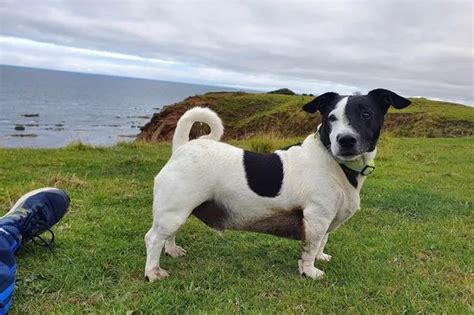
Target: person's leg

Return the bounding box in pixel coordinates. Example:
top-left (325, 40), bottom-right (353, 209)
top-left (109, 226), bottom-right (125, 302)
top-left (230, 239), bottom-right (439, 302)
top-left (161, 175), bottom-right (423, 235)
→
top-left (0, 187), bottom-right (70, 314)
top-left (0, 226), bottom-right (19, 315)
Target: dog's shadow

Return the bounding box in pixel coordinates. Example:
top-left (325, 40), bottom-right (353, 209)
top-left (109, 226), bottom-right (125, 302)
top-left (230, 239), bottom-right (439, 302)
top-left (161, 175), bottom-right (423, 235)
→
top-left (165, 222), bottom-right (306, 279)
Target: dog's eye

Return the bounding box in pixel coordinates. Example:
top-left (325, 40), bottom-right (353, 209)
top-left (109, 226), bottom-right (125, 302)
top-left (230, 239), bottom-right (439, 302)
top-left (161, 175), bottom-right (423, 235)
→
top-left (362, 111), bottom-right (372, 119)
top-left (328, 115), bottom-right (337, 122)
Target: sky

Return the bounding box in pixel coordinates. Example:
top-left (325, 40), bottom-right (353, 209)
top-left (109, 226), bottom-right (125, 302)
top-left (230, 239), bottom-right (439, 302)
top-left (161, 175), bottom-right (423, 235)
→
top-left (0, 0), bottom-right (473, 104)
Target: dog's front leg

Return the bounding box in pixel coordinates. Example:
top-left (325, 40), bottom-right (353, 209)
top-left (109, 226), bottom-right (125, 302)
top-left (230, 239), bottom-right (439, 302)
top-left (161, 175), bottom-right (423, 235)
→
top-left (298, 207), bottom-right (332, 279)
top-left (316, 233), bottom-right (332, 262)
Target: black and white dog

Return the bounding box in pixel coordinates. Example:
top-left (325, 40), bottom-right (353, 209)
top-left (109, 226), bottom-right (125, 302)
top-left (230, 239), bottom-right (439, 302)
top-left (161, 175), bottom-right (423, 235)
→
top-left (144, 89), bottom-right (411, 281)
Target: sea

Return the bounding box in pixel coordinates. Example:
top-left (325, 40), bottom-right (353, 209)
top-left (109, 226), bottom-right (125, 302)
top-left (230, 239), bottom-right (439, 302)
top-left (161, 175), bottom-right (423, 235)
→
top-left (0, 65), bottom-right (240, 148)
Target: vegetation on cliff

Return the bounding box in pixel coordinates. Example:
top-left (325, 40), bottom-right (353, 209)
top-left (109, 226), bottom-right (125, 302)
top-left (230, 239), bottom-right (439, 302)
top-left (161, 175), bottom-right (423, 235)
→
top-left (137, 92), bottom-right (474, 143)
top-left (267, 88), bottom-right (296, 95)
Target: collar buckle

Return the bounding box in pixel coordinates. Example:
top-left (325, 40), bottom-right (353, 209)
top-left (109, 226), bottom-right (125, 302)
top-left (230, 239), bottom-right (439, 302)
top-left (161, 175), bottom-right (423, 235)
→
top-left (360, 165), bottom-right (375, 176)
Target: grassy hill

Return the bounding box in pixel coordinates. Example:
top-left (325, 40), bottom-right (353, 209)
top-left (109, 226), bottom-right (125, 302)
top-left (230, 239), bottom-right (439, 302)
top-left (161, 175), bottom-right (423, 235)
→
top-left (137, 92), bottom-right (474, 142)
top-left (1, 138), bottom-right (472, 313)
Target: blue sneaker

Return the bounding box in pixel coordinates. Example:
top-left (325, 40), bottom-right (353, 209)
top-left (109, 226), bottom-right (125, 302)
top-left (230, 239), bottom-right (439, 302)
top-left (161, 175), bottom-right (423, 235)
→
top-left (0, 187), bottom-right (70, 251)
top-left (0, 188), bottom-right (69, 314)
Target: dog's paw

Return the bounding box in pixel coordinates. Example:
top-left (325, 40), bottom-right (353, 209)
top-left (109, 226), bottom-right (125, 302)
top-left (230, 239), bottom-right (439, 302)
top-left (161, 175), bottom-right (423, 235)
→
top-left (316, 253), bottom-right (332, 262)
top-left (298, 260), bottom-right (325, 279)
top-left (165, 245), bottom-right (187, 258)
top-left (145, 267), bottom-right (169, 282)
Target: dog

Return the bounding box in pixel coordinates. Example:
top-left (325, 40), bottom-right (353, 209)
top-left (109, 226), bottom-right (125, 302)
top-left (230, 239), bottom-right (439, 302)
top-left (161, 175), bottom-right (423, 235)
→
top-left (144, 88), bottom-right (411, 281)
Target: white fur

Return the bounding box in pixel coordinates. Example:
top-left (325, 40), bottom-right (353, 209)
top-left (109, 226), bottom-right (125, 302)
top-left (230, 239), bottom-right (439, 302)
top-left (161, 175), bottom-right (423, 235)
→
top-left (145, 107), bottom-right (375, 281)
top-left (328, 97), bottom-right (359, 159)
top-left (172, 107), bottom-right (224, 153)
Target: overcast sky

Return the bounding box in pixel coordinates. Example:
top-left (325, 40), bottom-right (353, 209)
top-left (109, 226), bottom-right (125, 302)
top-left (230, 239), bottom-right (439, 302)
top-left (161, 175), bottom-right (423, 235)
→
top-left (0, 0), bottom-right (473, 104)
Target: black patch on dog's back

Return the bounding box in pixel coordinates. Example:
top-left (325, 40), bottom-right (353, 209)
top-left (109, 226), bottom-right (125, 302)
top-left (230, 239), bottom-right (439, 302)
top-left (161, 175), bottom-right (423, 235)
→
top-left (243, 151), bottom-right (283, 197)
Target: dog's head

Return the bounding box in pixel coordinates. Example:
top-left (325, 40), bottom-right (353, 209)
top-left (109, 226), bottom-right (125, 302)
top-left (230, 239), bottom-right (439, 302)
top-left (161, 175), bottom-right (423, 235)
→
top-left (303, 89), bottom-right (411, 161)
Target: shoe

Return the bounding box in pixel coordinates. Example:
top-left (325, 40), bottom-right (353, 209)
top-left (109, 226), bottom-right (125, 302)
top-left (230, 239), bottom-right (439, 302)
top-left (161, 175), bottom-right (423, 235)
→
top-left (0, 187), bottom-right (70, 250)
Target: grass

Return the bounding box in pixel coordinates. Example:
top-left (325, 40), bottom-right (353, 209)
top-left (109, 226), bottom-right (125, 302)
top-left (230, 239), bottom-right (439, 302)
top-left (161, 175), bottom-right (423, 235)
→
top-left (399, 97), bottom-right (474, 121)
top-left (0, 137), bottom-right (472, 313)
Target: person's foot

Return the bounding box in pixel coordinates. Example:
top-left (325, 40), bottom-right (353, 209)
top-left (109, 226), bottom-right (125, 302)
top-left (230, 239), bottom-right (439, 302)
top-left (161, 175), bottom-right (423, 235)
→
top-left (0, 187), bottom-right (70, 249)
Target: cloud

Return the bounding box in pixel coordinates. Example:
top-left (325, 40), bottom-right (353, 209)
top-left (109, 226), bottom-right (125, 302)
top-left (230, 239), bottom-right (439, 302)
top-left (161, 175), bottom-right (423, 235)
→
top-left (0, 36), bottom-right (359, 93)
top-left (0, 0), bottom-right (472, 103)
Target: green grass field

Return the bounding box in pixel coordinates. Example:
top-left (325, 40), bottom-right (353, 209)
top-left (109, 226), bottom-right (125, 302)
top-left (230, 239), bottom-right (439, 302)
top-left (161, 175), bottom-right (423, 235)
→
top-left (0, 137), bottom-right (472, 313)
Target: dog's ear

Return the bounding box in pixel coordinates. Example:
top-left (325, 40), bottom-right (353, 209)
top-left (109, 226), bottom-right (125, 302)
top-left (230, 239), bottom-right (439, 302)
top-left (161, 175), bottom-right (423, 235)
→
top-left (302, 92), bottom-right (340, 113)
top-left (368, 88), bottom-right (411, 112)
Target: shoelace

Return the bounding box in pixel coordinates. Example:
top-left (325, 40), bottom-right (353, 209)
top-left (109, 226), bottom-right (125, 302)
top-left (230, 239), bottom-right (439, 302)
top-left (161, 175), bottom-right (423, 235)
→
top-left (29, 225), bottom-right (55, 251)
top-left (20, 210), bottom-right (56, 251)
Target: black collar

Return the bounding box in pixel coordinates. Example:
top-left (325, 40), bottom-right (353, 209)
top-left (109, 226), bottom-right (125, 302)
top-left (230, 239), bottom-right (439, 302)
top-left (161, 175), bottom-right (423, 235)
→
top-left (314, 131), bottom-right (375, 188)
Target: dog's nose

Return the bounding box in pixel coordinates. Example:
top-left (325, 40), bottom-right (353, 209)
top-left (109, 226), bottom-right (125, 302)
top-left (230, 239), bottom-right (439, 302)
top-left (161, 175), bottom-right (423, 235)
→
top-left (337, 134), bottom-right (357, 148)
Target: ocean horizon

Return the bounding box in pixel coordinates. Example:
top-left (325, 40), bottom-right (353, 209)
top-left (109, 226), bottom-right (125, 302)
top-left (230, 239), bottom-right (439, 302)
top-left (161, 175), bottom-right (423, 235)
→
top-left (0, 65), bottom-right (243, 148)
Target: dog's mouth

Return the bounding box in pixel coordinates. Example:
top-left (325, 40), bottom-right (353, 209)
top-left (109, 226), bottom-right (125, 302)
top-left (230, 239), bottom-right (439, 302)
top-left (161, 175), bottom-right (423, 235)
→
top-left (334, 153), bottom-right (362, 162)
top-left (332, 147), bottom-right (363, 161)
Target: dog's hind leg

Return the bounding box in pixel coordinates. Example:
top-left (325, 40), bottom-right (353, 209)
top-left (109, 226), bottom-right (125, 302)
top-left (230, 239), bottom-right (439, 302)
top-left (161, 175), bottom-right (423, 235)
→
top-left (144, 222), bottom-right (170, 281)
top-left (164, 235), bottom-right (187, 257)
top-left (144, 173), bottom-right (208, 281)
top-left (144, 204), bottom-right (191, 282)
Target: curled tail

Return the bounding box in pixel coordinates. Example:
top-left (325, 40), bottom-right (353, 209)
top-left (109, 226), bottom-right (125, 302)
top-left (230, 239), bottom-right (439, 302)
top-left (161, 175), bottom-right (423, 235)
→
top-left (172, 107), bottom-right (224, 153)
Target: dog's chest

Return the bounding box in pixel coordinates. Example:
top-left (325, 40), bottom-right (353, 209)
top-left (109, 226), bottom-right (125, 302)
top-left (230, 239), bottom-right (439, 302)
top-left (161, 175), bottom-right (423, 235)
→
top-left (330, 190), bottom-right (361, 230)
